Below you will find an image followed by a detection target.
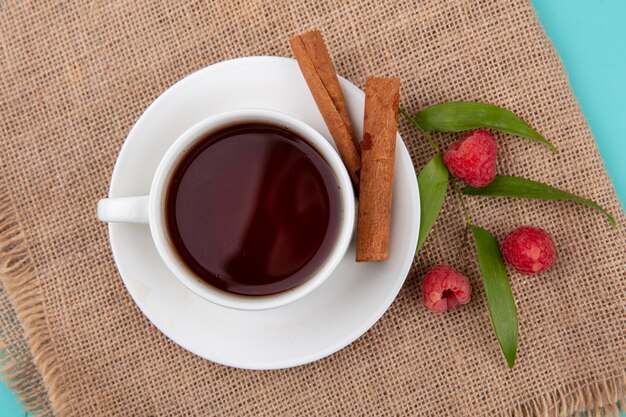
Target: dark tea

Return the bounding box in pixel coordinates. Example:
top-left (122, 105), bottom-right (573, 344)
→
top-left (165, 123), bottom-right (341, 296)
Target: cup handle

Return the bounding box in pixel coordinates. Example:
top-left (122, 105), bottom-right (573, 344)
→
top-left (97, 196), bottom-right (149, 224)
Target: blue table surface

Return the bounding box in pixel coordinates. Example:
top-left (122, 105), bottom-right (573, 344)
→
top-left (1, 0), bottom-right (624, 415)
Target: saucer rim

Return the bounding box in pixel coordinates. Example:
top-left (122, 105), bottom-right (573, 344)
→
top-left (107, 56), bottom-right (420, 369)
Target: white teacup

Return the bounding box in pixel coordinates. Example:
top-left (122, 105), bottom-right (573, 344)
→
top-left (98, 109), bottom-right (355, 310)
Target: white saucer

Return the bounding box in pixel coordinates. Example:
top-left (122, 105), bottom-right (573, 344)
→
top-left (107, 56), bottom-right (420, 370)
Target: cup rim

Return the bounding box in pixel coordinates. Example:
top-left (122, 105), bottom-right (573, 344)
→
top-left (147, 108), bottom-right (355, 310)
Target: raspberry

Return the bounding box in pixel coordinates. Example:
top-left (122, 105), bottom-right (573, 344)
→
top-left (443, 129), bottom-right (498, 187)
top-left (501, 226), bottom-right (556, 275)
top-left (421, 265), bottom-right (472, 313)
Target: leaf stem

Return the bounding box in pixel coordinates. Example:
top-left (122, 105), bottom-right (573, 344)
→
top-left (400, 108), bottom-right (440, 154)
top-left (452, 179), bottom-right (472, 226)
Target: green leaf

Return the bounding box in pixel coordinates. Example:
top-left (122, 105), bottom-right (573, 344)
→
top-left (463, 175), bottom-right (616, 227)
top-left (416, 153), bottom-right (449, 252)
top-left (414, 102), bottom-right (558, 153)
top-left (470, 225), bottom-right (519, 368)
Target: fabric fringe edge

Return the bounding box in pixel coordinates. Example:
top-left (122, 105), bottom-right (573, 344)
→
top-left (0, 184), bottom-right (71, 416)
top-left (506, 371), bottom-right (625, 417)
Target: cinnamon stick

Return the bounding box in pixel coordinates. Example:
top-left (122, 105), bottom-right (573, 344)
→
top-left (289, 30), bottom-right (361, 186)
top-left (356, 77), bottom-right (400, 262)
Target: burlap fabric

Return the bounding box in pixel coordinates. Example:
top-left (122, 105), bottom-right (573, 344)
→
top-left (0, 0), bottom-right (624, 415)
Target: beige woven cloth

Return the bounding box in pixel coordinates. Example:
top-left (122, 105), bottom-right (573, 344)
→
top-left (0, 0), bottom-right (624, 415)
